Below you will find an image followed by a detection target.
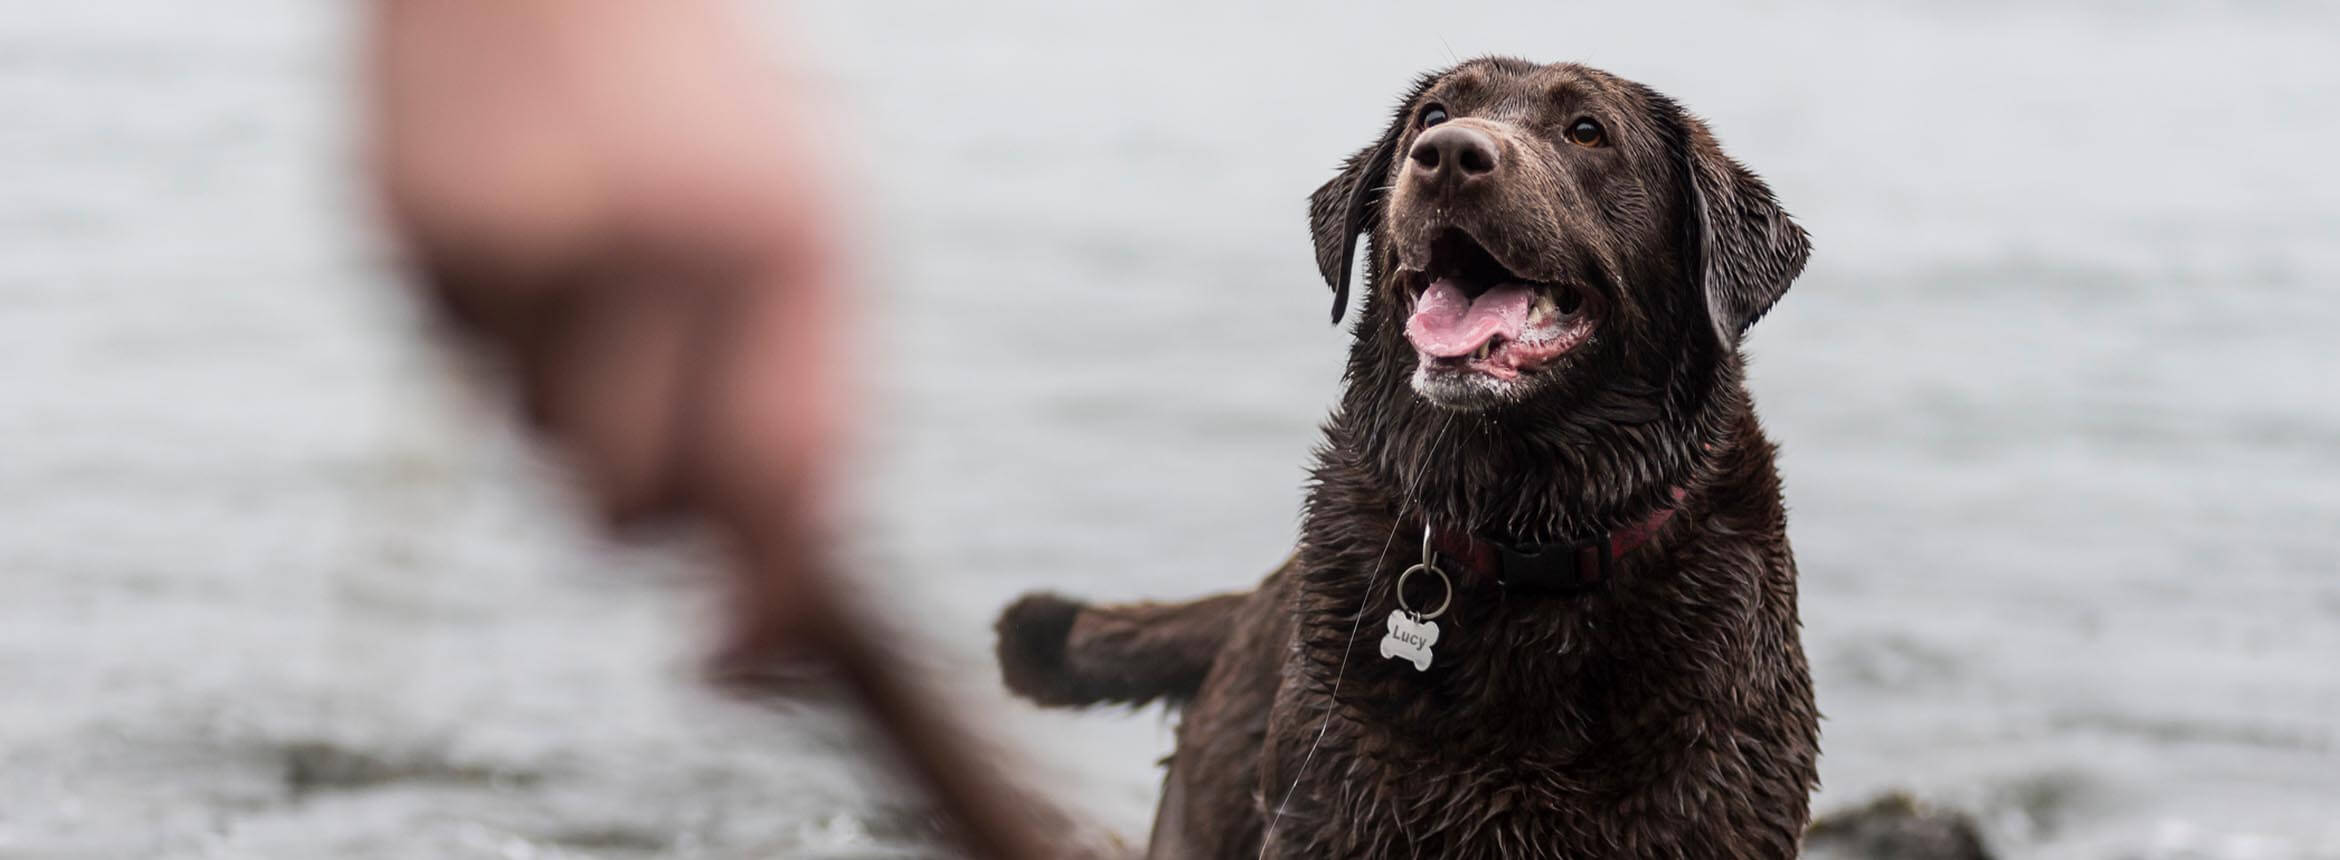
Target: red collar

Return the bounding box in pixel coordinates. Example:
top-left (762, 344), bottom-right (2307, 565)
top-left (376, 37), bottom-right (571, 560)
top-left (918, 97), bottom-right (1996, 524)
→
top-left (1427, 488), bottom-right (1686, 595)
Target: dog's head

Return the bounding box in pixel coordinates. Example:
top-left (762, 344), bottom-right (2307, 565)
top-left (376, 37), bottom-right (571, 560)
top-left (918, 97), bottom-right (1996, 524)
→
top-left (1311, 58), bottom-right (1807, 412)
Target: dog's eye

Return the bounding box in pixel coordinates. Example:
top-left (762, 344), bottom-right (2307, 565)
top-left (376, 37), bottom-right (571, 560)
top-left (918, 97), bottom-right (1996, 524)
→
top-left (1420, 105), bottom-right (1449, 128)
top-left (1564, 118), bottom-right (1606, 148)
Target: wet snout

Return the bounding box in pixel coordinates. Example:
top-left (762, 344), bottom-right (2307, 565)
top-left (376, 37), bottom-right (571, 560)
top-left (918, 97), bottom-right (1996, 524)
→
top-left (1407, 122), bottom-right (1502, 193)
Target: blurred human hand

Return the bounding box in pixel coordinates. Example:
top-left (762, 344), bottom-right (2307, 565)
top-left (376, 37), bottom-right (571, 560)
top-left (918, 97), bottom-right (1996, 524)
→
top-left (369, 0), bottom-right (846, 534)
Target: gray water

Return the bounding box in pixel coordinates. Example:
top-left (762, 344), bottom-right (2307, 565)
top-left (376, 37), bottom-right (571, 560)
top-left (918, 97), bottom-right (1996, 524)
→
top-left (4, 1), bottom-right (2337, 857)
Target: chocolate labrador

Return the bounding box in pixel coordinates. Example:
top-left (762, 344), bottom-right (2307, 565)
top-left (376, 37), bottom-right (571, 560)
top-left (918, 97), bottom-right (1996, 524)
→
top-left (996, 58), bottom-right (1817, 859)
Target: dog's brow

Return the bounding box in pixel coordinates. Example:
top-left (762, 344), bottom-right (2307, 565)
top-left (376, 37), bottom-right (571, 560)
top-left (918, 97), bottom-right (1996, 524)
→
top-left (1441, 64), bottom-right (1499, 97)
top-left (1541, 84), bottom-right (1587, 117)
top-left (1539, 69), bottom-right (1613, 108)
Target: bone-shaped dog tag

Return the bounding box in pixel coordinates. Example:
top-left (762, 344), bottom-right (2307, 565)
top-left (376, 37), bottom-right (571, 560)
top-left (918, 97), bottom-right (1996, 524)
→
top-left (1378, 609), bottom-right (1439, 672)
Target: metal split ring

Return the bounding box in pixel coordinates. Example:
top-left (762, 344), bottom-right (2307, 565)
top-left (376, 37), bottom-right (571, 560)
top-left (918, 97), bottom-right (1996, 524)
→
top-left (1395, 562), bottom-right (1452, 621)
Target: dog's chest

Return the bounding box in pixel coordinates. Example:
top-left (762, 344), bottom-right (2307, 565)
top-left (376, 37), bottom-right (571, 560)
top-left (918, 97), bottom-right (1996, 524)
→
top-left (1264, 746), bottom-right (1739, 860)
top-left (1268, 580), bottom-right (1789, 858)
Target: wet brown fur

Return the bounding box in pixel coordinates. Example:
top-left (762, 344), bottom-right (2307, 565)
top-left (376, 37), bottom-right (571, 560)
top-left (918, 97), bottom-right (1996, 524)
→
top-left (996, 59), bottom-right (1817, 859)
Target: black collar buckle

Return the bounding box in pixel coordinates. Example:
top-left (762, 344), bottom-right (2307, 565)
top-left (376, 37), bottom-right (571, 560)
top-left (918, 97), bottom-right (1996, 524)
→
top-left (1493, 531), bottom-right (1613, 595)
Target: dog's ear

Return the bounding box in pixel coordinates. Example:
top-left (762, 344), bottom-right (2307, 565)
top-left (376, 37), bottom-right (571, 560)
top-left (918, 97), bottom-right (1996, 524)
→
top-left (1308, 104), bottom-right (1411, 325)
top-left (1671, 108), bottom-right (1810, 348)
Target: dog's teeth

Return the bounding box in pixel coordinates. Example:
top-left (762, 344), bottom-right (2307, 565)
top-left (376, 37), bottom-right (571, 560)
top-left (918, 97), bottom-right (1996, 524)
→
top-left (1531, 293), bottom-right (1557, 322)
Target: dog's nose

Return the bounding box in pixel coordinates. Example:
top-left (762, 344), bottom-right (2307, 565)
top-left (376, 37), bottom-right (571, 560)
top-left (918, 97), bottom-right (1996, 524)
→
top-left (1408, 124), bottom-right (1500, 190)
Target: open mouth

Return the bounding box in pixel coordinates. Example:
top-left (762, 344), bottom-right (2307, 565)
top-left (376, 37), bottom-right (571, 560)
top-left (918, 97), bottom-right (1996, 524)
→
top-left (1403, 228), bottom-right (1600, 381)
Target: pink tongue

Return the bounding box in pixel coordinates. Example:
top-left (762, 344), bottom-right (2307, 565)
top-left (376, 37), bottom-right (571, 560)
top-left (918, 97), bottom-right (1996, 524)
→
top-left (1406, 278), bottom-right (1535, 358)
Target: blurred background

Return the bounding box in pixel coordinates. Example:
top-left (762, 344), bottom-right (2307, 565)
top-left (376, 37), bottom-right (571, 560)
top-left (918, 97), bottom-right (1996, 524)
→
top-left (4, 1), bottom-right (2336, 857)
